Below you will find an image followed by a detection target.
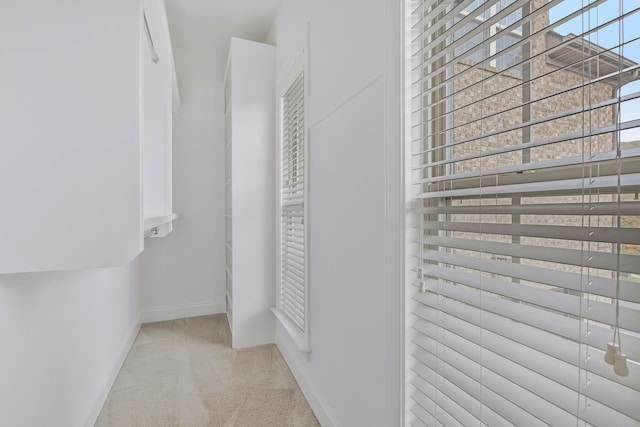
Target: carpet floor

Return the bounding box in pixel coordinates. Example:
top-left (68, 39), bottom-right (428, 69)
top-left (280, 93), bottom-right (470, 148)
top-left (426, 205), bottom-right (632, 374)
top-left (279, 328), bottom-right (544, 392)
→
top-left (95, 314), bottom-right (319, 426)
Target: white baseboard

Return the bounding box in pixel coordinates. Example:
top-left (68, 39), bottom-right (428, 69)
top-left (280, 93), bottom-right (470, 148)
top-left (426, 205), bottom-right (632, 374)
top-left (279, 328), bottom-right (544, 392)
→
top-left (275, 326), bottom-right (339, 427)
top-left (141, 300), bottom-right (225, 323)
top-left (80, 316), bottom-right (141, 427)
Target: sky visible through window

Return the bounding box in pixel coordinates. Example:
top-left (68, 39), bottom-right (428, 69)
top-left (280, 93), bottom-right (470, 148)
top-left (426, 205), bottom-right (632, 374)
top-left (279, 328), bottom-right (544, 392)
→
top-left (550, 0), bottom-right (640, 142)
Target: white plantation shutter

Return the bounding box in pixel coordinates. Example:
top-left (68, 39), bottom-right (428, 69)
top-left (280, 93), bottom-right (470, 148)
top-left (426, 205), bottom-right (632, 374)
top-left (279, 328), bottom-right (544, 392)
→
top-left (281, 71), bottom-right (306, 334)
top-left (408, 0), bottom-right (640, 425)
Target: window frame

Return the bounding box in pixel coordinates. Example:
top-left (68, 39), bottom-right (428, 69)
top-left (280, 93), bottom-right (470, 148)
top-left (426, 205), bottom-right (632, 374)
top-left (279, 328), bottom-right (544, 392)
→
top-left (406, 0), bottom-right (640, 425)
top-left (273, 40), bottom-right (311, 353)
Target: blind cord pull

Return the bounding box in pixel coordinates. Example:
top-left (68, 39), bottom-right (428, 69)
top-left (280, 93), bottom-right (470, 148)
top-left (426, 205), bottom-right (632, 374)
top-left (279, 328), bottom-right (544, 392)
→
top-left (604, 96), bottom-right (629, 377)
top-left (417, 268), bottom-right (426, 293)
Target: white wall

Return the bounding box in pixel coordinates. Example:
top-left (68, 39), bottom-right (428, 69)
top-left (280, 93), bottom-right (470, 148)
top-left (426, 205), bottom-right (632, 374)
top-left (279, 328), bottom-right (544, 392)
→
top-left (0, 2), bottom-right (148, 426)
top-left (0, 261), bottom-right (141, 427)
top-left (140, 46), bottom-right (226, 321)
top-left (0, 0), bottom-right (142, 274)
top-left (266, 0), bottom-right (402, 425)
top-left (138, 0), bottom-right (282, 324)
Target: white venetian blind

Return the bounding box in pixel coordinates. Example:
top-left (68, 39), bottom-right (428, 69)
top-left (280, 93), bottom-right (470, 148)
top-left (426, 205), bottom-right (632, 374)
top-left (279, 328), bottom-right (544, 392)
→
top-left (408, 0), bottom-right (640, 425)
top-left (281, 71), bottom-right (306, 334)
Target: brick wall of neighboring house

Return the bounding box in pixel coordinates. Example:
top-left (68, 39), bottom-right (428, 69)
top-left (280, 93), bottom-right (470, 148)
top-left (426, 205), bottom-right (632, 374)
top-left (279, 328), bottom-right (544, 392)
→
top-left (446, 7), bottom-right (622, 284)
top-left (451, 34), bottom-right (616, 171)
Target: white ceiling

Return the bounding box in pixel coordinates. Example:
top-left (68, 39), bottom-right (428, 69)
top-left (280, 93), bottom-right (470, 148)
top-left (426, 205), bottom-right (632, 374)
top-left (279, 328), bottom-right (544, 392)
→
top-left (164, 0), bottom-right (282, 53)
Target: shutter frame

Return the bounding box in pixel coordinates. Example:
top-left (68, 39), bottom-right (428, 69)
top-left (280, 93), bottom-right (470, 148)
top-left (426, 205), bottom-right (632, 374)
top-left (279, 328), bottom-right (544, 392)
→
top-left (276, 59), bottom-right (310, 352)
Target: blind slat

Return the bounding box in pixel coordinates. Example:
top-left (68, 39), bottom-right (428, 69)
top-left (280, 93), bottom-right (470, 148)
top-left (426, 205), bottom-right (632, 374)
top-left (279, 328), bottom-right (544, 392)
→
top-left (422, 235), bottom-right (640, 275)
top-left (423, 222), bottom-right (640, 245)
top-left (419, 262), bottom-right (640, 332)
top-left (420, 251), bottom-right (640, 303)
top-left (420, 200), bottom-right (640, 216)
top-left (412, 291), bottom-right (640, 387)
top-left (411, 313), bottom-right (640, 401)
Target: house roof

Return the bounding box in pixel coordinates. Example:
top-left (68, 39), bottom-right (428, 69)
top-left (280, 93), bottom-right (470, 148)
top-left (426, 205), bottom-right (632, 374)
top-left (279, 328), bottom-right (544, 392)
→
top-left (546, 31), bottom-right (639, 87)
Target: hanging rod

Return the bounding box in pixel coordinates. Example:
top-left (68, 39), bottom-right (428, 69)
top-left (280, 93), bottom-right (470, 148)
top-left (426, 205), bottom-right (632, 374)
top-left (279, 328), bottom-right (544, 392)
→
top-left (143, 12), bottom-right (160, 64)
top-left (144, 227), bottom-right (159, 239)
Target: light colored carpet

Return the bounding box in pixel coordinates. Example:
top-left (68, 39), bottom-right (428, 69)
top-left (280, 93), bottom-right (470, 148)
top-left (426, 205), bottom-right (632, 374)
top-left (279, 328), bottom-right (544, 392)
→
top-left (95, 314), bottom-right (319, 427)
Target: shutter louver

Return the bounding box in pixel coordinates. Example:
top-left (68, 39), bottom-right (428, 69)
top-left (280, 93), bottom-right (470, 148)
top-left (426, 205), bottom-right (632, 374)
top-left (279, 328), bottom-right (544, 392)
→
top-left (409, 0), bottom-right (640, 425)
top-left (281, 71), bottom-right (306, 334)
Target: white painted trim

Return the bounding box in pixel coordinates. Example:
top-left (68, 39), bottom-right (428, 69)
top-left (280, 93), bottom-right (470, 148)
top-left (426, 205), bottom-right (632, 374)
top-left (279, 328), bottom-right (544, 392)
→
top-left (275, 326), bottom-right (338, 427)
top-left (305, 21), bottom-right (311, 96)
top-left (403, 1), bottom-right (419, 424)
top-left (278, 50), bottom-right (305, 96)
top-left (306, 74), bottom-right (383, 132)
top-left (271, 308), bottom-right (311, 352)
top-left (384, 0), bottom-right (405, 425)
top-left (141, 300), bottom-right (225, 323)
top-left (276, 32), bottom-right (311, 352)
top-left (80, 317), bottom-right (141, 427)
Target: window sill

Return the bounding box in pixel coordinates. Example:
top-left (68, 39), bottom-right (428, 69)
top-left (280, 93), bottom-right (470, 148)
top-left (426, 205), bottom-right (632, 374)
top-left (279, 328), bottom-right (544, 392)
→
top-left (271, 307), bottom-right (311, 353)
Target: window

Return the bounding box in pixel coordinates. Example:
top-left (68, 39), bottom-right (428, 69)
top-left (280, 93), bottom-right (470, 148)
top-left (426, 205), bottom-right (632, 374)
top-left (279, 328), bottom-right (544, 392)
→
top-left (453, 0), bottom-right (524, 74)
top-left (408, 0), bottom-right (640, 425)
top-left (275, 65), bottom-right (309, 351)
